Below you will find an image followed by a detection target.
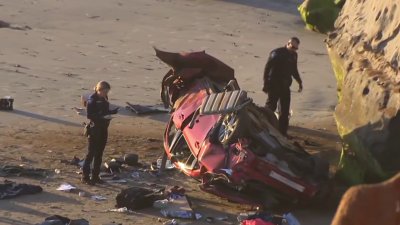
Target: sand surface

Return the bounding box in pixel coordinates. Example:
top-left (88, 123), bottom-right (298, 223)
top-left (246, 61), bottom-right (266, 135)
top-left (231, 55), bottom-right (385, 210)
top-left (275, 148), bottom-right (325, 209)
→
top-left (0, 0), bottom-right (339, 224)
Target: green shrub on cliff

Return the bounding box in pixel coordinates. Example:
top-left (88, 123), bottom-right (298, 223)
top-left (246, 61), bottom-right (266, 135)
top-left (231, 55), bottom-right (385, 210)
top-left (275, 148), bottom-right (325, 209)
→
top-left (298, 0), bottom-right (344, 33)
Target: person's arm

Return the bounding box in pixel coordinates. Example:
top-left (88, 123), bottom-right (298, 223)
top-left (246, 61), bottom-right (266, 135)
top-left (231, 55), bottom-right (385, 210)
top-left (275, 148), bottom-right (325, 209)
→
top-left (292, 53), bottom-right (303, 92)
top-left (263, 51), bottom-right (277, 93)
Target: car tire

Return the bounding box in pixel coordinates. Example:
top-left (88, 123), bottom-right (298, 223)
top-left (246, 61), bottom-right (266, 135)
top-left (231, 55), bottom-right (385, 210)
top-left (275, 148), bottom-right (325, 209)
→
top-left (217, 110), bottom-right (248, 145)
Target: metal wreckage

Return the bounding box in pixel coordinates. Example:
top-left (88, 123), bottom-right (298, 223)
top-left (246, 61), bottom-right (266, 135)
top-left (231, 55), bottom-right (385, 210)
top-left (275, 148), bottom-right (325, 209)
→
top-left (155, 48), bottom-right (330, 209)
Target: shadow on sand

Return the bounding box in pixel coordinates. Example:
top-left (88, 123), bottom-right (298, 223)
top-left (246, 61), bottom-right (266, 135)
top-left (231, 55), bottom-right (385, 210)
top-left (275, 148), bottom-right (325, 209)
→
top-left (6, 109), bottom-right (82, 127)
top-left (117, 105), bottom-right (170, 123)
top-left (290, 126), bottom-right (339, 141)
top-left (222, 0), bottom-right (301, 15)
top-left (74, 104), bottom-right (170, 123)
top-left (0, 217), bottom-right (30, 225)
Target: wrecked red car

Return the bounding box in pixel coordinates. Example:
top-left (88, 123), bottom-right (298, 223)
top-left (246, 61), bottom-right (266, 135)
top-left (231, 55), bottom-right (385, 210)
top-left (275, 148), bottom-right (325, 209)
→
top-left (156, 48), bottom-right (329, 209)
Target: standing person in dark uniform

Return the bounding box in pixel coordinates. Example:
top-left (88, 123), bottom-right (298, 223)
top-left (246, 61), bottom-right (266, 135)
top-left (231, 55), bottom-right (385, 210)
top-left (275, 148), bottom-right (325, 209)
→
top-left (82, 81), bottom-right (119, 185)
top-left (263, 37), bottom-right (303, 137)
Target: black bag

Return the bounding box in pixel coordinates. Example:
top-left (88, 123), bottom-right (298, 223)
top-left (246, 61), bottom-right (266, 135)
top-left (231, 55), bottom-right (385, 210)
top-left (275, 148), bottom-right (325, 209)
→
top-left (123, 153), bottom-right (139, 166)
top-left (115, 187), bottom-right (164, 210)
top-left (0, 97), bottom-right (13, 110)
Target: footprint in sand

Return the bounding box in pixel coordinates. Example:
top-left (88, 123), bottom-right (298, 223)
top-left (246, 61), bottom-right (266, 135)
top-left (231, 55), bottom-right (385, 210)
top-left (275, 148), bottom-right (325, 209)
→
top-left (29, 87), bottom-right (47, 93)
top-left (11, 82), bottom-right (28, 87)
top-left (62, 72), bottom-right (80, 79)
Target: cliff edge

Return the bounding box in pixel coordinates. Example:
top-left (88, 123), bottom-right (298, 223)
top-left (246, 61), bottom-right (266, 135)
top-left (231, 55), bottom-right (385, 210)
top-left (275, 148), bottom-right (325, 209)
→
top-left (327, 0), bottom-right (400, 184)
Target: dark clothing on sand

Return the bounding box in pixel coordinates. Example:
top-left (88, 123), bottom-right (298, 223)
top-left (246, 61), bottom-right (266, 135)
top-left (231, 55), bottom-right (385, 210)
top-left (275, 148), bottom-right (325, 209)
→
top-left (0, 182), bottom-right (42, 200)
top-left (83, 93), bottom-right (117, 180)
top-left (263, 47), bottom-right (302, 135)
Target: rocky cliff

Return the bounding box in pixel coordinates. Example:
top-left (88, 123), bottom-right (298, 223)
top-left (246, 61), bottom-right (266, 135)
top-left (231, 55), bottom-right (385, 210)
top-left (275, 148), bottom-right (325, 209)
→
top-left (326, 0), bottom-right (400, 184)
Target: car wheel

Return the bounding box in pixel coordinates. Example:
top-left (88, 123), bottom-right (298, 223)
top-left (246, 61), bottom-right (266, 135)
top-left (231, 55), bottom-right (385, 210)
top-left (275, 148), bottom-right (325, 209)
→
top-left (217, 111), bottom-right (247, 145)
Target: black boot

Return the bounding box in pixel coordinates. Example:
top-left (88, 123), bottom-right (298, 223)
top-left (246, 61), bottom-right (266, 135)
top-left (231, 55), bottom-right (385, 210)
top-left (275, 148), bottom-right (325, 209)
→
top-left (81, 176), bottom-right (93, 185)
top-left (91, 176), bottom-right (106, 184)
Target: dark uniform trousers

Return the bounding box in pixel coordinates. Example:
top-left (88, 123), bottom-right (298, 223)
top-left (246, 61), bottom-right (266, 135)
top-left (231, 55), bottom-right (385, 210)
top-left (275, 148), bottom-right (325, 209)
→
top-left (82, 124), bottom-right (108, 179)
top-left (266, 85), bottom-right (291, 135)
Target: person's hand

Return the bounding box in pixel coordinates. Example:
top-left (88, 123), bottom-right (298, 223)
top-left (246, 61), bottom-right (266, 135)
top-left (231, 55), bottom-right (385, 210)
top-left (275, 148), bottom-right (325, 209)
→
top-left (298, 83), bottom-right (303, 93)
top-left (110, 107), bottom-right (120, 114)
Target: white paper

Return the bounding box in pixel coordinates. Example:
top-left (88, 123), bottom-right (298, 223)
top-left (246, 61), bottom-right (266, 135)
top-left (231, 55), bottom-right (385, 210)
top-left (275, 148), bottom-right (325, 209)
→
top-left (56, 183), bottom-right (77, 192)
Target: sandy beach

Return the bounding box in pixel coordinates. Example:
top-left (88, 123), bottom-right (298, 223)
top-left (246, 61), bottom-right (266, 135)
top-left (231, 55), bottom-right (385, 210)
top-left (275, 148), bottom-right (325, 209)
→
top-left (0, 0), bottom-right (339, 224)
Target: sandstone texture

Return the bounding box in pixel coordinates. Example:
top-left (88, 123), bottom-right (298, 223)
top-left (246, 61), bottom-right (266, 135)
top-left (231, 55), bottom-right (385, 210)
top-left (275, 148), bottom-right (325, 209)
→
top-left (327, 0), bottom-right (400, 184)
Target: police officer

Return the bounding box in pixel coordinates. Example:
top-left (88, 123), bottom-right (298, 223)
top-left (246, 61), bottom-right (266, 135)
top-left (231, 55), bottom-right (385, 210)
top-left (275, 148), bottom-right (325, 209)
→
top-left (82, 81), bottom-right (119, 185)
top-left (263, 37), bottom-right (303, 136)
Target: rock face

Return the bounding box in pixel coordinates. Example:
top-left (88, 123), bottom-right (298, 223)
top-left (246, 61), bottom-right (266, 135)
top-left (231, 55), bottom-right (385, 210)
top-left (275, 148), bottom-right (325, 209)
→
top-left (327, 0), bottom-right (400, 185)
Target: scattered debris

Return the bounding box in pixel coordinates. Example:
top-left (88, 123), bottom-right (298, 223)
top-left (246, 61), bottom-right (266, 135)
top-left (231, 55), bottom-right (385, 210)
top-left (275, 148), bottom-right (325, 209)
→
top-left (241, 218), bottom-right (276, 225)
top-left (153, 199), bottom-right (169, 209)
top-left (283, 213), bottom-right (301, 225)
top-left (35, 215), bottom-right (89, 225)
top-left (107, 207), bottom-right (135, 214)
top-left (131, 172), bottom-right (140, 179)
top-left (126, 102), bottom-right (169, 115)
top-left (160, 195), bottom-right (201, 220)
top-left (104, 159), bottom-right (122, 174)
top-left (0, 165), bottom-right (47, 178)
top-left (237, 211), bottom-right (299, 225)
top-left (115, 187), bottom-right (165, 210)
top-left (0, 181), bottom-right (42, 200)
top-left (163, 219), bottom-right (178, 225)
top-left (56, 183), bottom-right (77, 192)
top-left (91, 195), bottom-right (107, 201)
top-left (60, 156), bottom-right (83, 167)
top-left (124, 153), bottom-right (139, 166)
top-left (205, 217), bottom-right (214, 223)
top-left (164, 186), bottom-right (185, 199)
top-left (216, 216), bottom-right (229, 221)
top-left (0, 96), bottom-right (14, 110)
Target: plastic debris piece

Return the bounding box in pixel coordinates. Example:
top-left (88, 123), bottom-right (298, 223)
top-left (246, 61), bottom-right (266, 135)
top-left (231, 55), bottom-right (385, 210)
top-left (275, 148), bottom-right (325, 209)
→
top-left (56, 183), bottom-right (76, 192)
top-left (283, 213), bottom-right (301, 225)
top-left (91, 195), bottom-right (107, 201)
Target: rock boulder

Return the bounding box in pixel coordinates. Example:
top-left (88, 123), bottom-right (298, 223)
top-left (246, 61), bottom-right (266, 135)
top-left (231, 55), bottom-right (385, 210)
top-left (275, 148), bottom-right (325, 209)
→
top-left (326, 0), bottom-right (400, 185)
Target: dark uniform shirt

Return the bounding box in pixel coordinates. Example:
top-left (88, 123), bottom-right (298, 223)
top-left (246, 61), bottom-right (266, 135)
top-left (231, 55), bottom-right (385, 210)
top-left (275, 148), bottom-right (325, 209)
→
top-left (86, 93), bottom-right (113, 127)
top-left (263, 47), bottom-right (302, 89)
